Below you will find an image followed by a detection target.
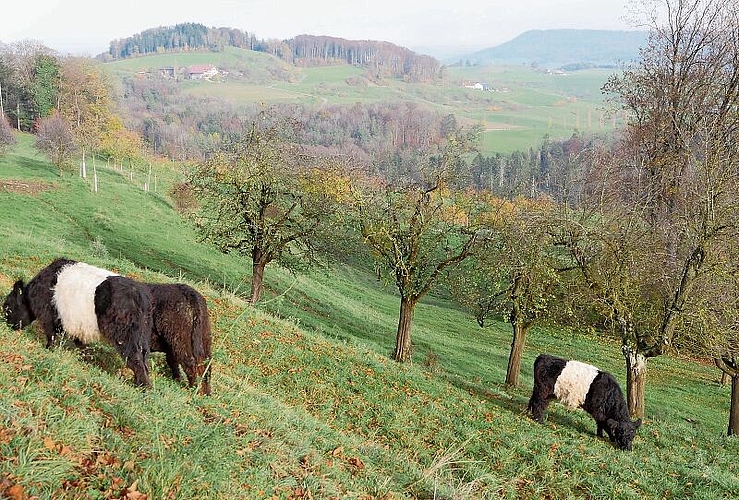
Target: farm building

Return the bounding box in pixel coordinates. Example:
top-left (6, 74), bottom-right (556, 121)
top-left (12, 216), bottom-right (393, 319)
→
top-left (187, 64), bottom-right (219, 80)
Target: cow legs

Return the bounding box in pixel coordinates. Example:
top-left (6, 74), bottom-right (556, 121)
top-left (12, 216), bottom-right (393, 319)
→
top-left (164, 348), bottom-right (182, 381)
top-left (596, 421), bottom-right (606, 438)
top-left (178, 355), bottom-right (211, 395)
top-left (528, 386), bottom-right (554, 423)
top-left (181, 358), bottom-right (196, 387)
top-left (199, 363), bottom-right (211, 396)
top-left (40, 316), bottom-right (64, 348)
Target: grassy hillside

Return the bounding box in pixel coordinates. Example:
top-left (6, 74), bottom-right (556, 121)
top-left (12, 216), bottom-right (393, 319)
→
top-left (1, 134), bottom-right (738, 499)
top-left (104, 49), bottom-right (622, 155)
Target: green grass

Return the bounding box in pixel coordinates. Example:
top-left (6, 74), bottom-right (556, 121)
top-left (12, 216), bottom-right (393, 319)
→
top-left (1, 135), bottom-right (739, 499)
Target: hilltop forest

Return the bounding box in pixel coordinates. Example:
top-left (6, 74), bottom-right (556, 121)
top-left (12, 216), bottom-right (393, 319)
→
top-left (102, 22), bottom-right (439, 82)
top-left (2, 0), bottom-right (739, 496)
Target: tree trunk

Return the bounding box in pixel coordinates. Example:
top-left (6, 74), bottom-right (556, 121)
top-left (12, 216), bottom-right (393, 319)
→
top-left (623, 346), bottom-right (648, 418)
top-left (250, 260), bottom-right (266, 304)
top-left (505, 322), bottom-right (529, 387)
top-left (394, 296), bottom-right (417, 362)
top-left (729, 375), bottom-right (739, 437)
top-left (80, 147), bottom-right (87, 179)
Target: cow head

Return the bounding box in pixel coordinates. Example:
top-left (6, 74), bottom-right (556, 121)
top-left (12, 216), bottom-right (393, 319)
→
top-left (3, 280), bottom-right (34, 330)
top-left (607, 418), bottom-right (642, 451)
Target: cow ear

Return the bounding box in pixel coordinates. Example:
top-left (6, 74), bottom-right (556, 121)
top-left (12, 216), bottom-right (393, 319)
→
top-left (12, 280), bottom-right (25, 295)
top-left (633, 419), bottom-right (642, 429)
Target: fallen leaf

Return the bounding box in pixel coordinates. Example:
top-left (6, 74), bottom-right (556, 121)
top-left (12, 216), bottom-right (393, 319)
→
top-left (43, 437), bottom-right (55, 451)
top-left (124, 480), bottom-right (149, 500)
top-left (347, 456), bottom-right (365, 470)
top-left (5, 484), bottom-right (24, 500)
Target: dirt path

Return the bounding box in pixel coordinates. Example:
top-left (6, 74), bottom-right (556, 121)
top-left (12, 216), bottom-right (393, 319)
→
top-left (0, 179), bottom-right (55, 194)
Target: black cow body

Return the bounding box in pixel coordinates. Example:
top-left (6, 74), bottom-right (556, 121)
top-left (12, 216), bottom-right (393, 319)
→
top-left (528, 353), bottom-right (642, 450)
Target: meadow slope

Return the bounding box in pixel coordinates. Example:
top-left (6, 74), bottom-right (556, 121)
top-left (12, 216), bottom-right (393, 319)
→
top-left (1, 134), bottom-right (738, 499)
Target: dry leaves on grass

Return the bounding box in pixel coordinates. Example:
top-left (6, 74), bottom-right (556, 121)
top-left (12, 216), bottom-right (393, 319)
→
top-left (328, 446), bottom-right (366, 473)
top-left (122, 480), bottom-right (148, 500)
top-left (0, 477), bottom-right (29, 500)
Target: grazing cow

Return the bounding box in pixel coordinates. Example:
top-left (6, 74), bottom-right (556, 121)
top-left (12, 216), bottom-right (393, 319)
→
top-left (528, 353), bottom-right (642, 450)
top-left (148, 283), bottom-right (212, 395)
top-left (3, 258), bottom-right (154, 388)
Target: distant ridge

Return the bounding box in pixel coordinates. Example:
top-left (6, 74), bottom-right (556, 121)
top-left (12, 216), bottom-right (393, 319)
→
top-left (100, 23), bottom-right (439, 82)
top-left (455, 29), bottom-right (648, 68)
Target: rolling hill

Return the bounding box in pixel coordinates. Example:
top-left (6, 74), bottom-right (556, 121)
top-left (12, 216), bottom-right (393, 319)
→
top-left (105, 46), bottom-right (626, 156)
top-left (455, 29), bottom-right (649, 68)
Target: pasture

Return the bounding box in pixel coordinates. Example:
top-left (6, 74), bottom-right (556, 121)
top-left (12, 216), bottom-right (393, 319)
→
top-left (1, 134), bottom-right (738, 498)
top-left (104, 48), bottom-right (623, 155)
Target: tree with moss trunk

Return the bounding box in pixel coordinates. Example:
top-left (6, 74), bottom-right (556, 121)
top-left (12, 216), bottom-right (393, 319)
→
top-left (353, 130), bottom-right (483, 362)
top-left (674, 249), bottom-right (739, 436)
top-left (452, 197), bottom-right (563, 386)
top-left (187, 121), bottom-right (341, 304)
top-left (552, 176), bottom-right (655, 417)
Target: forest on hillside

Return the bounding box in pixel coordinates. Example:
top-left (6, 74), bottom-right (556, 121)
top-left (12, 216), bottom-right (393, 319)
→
top-left (104, 22), bottom-right (258, 59)
top-left (120, 75), bottom-right (581, 198)
top-left (0, 38), bottom-right (576, 199)
top-left (101, 23), bottom-right (439, 82)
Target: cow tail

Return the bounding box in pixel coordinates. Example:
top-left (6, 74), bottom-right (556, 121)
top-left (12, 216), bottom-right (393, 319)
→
top-left (189, 286), bottom-right (212, 355)
top-left (190, 294), bottom-right (207, 360)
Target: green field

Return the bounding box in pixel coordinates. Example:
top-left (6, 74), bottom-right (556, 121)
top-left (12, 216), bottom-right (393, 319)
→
top-left (1, 132), bottom-right (738, 499)
top-left (105, 49), bottom-right (622, 155)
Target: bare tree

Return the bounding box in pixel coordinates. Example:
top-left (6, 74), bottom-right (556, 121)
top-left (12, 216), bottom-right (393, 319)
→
top-left (560, 0), bottom-right (739, 418)
top-left (0, 115), bottom-right (15, 155)
top-left (34, 113), bottom-right (76, 175)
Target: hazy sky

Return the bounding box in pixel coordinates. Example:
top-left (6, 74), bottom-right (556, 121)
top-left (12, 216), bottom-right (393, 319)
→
top-left (2, 0), bottom-right (638, 56)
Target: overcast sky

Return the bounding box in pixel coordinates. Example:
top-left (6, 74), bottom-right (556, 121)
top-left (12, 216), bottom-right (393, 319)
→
top-left (1, 0), bottom-right (639, 56)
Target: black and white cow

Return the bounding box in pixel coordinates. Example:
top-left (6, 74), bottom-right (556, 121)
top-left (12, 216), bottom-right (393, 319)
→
top-left (528, 353), bottom-right (642, 450)
top-left (3, 258), bottom-right (154, 387)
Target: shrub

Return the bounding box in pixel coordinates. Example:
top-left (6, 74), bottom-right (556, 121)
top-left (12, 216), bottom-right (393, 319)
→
top-left (0, 116), bottom-right (16, 155)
